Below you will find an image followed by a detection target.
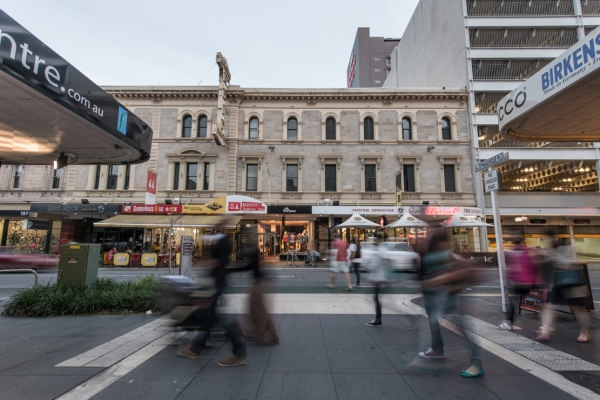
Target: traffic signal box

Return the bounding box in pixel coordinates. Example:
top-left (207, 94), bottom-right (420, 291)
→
top-left (58, 244), bottom-right (101, 285)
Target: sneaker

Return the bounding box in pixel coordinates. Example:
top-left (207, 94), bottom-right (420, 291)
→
top-left (218, 353), bottom-right (247, 367)
top-left (499, 321), bottom-right (513, 331)
top-left (367, 319), bottom-right (382, 327)
top-left (418, 348), bottom-right (445, 359)
top-left (177, 343), bottom-right (200, 359)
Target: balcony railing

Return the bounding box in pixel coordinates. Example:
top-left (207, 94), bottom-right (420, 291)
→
top-left (474, 91), bottom-right (511, 114)
top-left (470, 28), bottom-right (578, 48)
top-left (476, 125), bottom-right (595, 148)
top-left (585, 26), bottom-right (599, 35)
top-left (472, 59), bottom-right (553, 80)
top-left (582, 0), bottom-right (600, 15)
top-left (467, 0), bottom-right (575, 17)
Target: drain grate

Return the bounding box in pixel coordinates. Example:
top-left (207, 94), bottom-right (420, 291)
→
top-left (560, 371), bottom-right (600, 394)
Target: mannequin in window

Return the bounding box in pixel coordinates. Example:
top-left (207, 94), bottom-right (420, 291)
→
top-left (283, 232), bottom-right (288, 252)
top-left (289, 232), bottom-right (296, 250)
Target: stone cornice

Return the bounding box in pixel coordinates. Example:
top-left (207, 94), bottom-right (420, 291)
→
top-left (104, 86), bottom-right (468, 105)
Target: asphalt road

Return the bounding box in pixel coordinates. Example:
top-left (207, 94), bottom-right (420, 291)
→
top-left (2, 265), bottom-right (600, 302)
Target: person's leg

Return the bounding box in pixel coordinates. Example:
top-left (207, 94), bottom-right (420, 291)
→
top-left (329, 271), bottom-right (337, 287)
top-left (374, 284), bottom-right (382, 320)
top-left (458, 294), bottom-right (483, 376)
top-left (423, 291), bottom-right (444, 354)
top-left (343, 271), bottom-right (352, 289)
top-left (537, 303), bottom-right (555, 341)
top-left (218, 317), bottom-right (247, 366)
top-left (570, 305), bottom-right (590, 341)
top-left (353, 262), bottom-right (361, 286)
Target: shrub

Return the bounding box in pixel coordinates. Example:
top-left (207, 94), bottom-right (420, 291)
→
top-left (2, 276), bottom-right (161, 317)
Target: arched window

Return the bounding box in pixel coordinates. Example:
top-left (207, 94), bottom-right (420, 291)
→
top-left (182, 115), bottom-right (192, 138)
top-left (249, 117), bottom-right (259, 139)
top-left (402, 118), bottom-right (412, 140)
top-left (197, 115), bottom-right (208, 138)
top-left (441, 117), bottom-right (452, 140)
top-left (287, 118), bottom-right (298, 140)
top-left (364, 117), bottom-right (374, 140)
top-left (325, 117), bottom-right (336, 140)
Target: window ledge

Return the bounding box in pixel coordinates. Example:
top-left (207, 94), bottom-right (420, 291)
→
top-left (319, 192), bottom-right (341, 198)
top-left (320, 139), bottom-right (342, 144)
top-left (397, 139), bottom-right (419, 144)
top-left (437, 139), bottom-right (468, 144)
top-left (360, 192), bottom-right (382, 199)
top-left (238, 191), bottom-right (263, 198)
top-left (441, 192), bottom-right (464, 200)
top-left (243, 138), bottom-right (263, 143)
top-left (401, 191), bottom-right (422, 199)
top-left (281, 139), bottom-right (303, 144)
top-left (359, 139), bottom-right (381, 144)
top-left (86, 190), bottom-right (134, 197)
top-left (166, 190), bottom-right (215, 197)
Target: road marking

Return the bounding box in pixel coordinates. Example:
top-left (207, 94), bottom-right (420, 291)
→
top-left (56, 316), bottom-right (172, 367)
top-left (56, 330), bottom-right (185, 400)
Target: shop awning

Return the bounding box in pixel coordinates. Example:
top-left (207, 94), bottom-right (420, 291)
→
top-left (94, 215), bottom-right (241, 229)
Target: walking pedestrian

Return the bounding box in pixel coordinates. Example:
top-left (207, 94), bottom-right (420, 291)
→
top-left (177, 219), bottom-right (247, 366)
top-left (328, 234), bottom-right (353, 291)
top-left (366, 240), bottom-right (388, 326)
top-left (418, 228), bottom-right (484, 378)
top-left (349, 238), bottom-right (361, 287)
top-left (536, 232), bottom-right (590, 343)
top-left (499, 235), bottom-right (539, 330)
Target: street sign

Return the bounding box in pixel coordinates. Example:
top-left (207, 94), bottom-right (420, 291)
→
top-left (484, 170), bottom-right (503, 192)
top-left (475, 152), bottom-right (510, 172)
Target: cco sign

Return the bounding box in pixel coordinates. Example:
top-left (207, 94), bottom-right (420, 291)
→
top-left (498, 25), bottom-right (600, 135)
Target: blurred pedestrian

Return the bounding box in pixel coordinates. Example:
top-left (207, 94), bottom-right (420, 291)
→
top-left (536, 232), bottom-right (590, 343)
top-left (243, 249), bottom-right (279, 346)
top-left (499, 235), bottom-right (539, 330)
top-left (418, 228), bottom-right (484, 378)
top-left (177, 219), bottom-right (247, 366)
top-left (108, 247), bottom-right (117, 263)
top-left (328, 234), bottom-right (353, 291)
top-left (366, 240), bottom-right (388, 326)
top-left (349, 237), bottom-right (361, 287)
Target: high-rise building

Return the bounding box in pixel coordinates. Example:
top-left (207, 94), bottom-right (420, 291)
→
top-left (384, 0), bottom-right (600, 257)
top-left (347, 28), bottom-right (400, 88)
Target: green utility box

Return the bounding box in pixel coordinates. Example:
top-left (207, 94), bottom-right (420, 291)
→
top-left (58, 244), bottom-right (101, 285)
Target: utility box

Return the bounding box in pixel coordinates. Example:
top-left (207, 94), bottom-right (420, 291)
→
top-left (58, 244), bottom-right (101, 285)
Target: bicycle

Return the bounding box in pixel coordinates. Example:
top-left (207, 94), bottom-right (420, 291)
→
top-left (305, 250), bottom-right (319, 268)
top-left (286, 249), bottom-right (299, 267)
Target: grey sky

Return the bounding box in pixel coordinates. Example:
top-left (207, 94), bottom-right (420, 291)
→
top-left (0, 0), bottom-right (419, 88)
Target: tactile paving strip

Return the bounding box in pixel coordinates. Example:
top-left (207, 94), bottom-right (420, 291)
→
top-left (56, 316), bottom-right (173, 368)
top-left (445, 314), bottom-right (600, 372)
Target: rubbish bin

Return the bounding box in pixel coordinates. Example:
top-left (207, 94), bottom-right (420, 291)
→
top-left (57, 244), bottom-right (101, 285)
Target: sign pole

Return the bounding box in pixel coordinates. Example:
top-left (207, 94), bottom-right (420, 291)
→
top-left (489, 167), bottom-right (510, 313)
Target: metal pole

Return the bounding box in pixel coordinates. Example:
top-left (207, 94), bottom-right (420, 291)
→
top-left (489, 167), bottom-right (510, 312)
top-left (267, 168), bottom-right (271, 205)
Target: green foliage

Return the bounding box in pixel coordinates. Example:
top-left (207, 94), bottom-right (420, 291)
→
top-left (2, 276), bottom-right (161, 317)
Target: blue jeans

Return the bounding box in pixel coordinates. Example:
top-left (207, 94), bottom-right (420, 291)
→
top-left (351, 262), bottom-right (361, 285)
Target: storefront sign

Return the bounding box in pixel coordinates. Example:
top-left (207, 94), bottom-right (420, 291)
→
top-left (0, 210), bottom-right (29, 217)
top-left (312, 205), bottom-right (483, 217)
top-left (145, 169), bottom-right (157, 205)
top-left (30, 203), bottom-right (121, 214)
top-left (22, 219), bottom-right (52, 230)
top-left (0, 10), bottom-right (152, 157)
top-left (121, 204), bottom-right (182, 214)
top-left (226, 195), bottom-right (266, 214)
top-left (498, 26), bottom-right (600, 133)
top-left (267, 206), bottom-right (313, 214)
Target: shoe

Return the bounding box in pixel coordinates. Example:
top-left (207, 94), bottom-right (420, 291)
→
top-left (327, 285), bottom-right (333, 289)
top-left (367, 319), bottom-right (382, 327)
top-left (576, 337), bottom-right (590, 343)
top-left (498, 321), bottom-right (513, 331)
top-left (177, 343), bottom-right (200, 359)
top-left (535, 335), bottom-right (551, 343)
top-left (345, 287), bottom-right (353, 292)
top-left (418, 348), bottom-right (445, 359)
top-left (461, 366), bottom-right (484, 378)
top-left (218, 353), bottom-right (247, 367)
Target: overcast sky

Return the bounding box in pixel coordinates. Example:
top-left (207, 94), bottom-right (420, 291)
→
top-left (0, 0), bottom-right (419, 88)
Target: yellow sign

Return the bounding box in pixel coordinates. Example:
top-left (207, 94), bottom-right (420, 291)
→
top-left (396, 190), bottom-right (402, 206)
top-left (113, 253), bottom-right (129, 266)
top-left (69, 245), bottom-right (80, 249)
top-left (141, 253), bottom-right (158, 267)
top-left (183, 196), bottom-right (227, 214)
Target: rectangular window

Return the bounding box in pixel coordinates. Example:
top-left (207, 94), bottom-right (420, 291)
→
top-left (123, 165), bottom-right (131, 190)
top-left (444, 164), bottom-right (456, 192)
top-left (325, 165), bottom-right (336, 192)
top-left (203, 163), bottom-right (210, 190)
top-left (403, 165), bottom-right (415, 192)
top-left (12, 165), bottom-right (22, 189)
top-left (365, 165), bottom-right (376, 192)
top-left (186, 163), bottom-right (198, 190)
top-left (106, 164), bottom-right (119, 190)
top-left (52, 168), bottom-right (61, 189)
top-left (246, 164), bottom-right (258, 191)
top-left (94, 165), bottom-right (101, 189)
top-left (286, 164), bottom-right (298, 192)
top-left (173, 162), bottom-right (180, 190)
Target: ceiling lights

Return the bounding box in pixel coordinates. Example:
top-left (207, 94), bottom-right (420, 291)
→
top-left (515, 216), bottom-right (528, 222)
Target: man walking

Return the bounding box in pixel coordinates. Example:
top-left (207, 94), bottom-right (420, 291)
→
top-left (328, 234), bottom-right (353, 291)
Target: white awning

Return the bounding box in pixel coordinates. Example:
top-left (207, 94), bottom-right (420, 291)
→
top-left (94, 215), bottom-right (241, 229)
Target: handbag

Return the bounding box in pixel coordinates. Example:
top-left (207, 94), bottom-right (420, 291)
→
top-left (553, 266), bottom-right (586, 288)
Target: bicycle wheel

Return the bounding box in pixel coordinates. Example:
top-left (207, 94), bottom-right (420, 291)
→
top-left (312, 256), bottom-right (318, 268)
top-left (293, 254), bottom-right (299, 267)
top-left (287, 253), bottom-right (293, 266)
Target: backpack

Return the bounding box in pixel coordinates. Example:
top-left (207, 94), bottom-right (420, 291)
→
top-left (507, 246), bottom-right (537, 285)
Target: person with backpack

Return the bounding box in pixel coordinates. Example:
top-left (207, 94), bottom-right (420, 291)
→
top-left (499, 235), bottom-right (539, 330)
top-left (349, 237), bottom-right (361, 287)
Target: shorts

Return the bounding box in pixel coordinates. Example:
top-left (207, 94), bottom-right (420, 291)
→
top-left (330, 261), bottom-right (349, 273)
